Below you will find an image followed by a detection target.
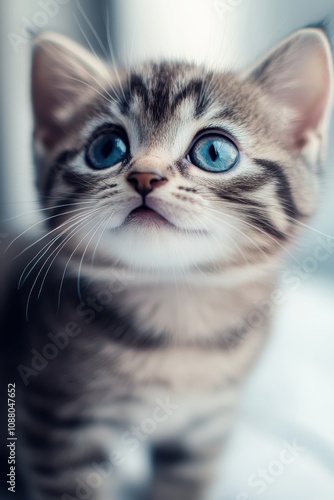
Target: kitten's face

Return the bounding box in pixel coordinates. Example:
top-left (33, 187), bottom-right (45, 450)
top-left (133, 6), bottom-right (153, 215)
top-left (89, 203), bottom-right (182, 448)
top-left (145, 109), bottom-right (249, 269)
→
top-left (32, 30), bottom-right (333, 273)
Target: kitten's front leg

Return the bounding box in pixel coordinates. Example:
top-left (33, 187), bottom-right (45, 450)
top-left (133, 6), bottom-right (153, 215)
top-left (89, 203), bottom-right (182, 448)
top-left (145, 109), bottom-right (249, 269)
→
top-left (147, 401), bottom-right (234, 500)
top-left (148, 440), bottom-right (225, 500)
top-left (23, 416), bottom-right (113, 499)
top-left (21, 388), bottom-right (150, 500)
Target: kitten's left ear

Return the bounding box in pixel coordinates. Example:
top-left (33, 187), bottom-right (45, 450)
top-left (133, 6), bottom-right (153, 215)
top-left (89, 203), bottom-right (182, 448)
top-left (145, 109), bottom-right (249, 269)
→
top-left (246, 28), bottom-right (333, 149)
top-left (32, 32), bottom-right (109, 151)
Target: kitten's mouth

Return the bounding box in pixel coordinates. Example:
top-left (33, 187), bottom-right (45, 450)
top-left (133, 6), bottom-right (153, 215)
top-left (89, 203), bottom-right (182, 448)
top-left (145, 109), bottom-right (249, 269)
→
top-left (131, 206), bottom-right (157, 216)
top-left (126, 205), bottom-right (172, 226)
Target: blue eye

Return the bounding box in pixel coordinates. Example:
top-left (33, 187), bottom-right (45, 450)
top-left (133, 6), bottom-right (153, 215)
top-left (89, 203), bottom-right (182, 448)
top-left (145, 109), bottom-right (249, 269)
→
top-left (187, 134), bottom-right (239, 173)
top-left (87, 131), bottom-right (128, 169)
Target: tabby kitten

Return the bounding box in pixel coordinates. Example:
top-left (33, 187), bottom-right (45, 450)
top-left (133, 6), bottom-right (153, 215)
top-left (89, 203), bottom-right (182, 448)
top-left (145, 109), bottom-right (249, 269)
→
top-left (14, 27), bottom-right (333, 500)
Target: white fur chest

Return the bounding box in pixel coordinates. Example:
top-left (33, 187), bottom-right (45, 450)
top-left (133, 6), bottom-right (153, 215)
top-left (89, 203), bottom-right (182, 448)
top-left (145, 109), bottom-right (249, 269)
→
top-left (111, 270), bottom-right (272, 344)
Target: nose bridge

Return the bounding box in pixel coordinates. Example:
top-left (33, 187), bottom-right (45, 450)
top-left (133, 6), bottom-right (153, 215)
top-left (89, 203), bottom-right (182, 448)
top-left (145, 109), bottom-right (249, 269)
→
top-left (129, 153), bottom-right (167, 176)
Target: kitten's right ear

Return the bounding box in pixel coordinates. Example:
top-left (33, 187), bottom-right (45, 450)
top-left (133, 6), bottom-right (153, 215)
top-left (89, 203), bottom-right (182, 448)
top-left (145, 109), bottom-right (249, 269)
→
top-left (32, 32), bottom-right (109, 152)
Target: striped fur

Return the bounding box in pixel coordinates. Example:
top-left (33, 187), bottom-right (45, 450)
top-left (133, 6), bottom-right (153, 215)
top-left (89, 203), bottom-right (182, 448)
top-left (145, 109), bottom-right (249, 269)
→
top-left (11, 28), bottom-right (333, 499)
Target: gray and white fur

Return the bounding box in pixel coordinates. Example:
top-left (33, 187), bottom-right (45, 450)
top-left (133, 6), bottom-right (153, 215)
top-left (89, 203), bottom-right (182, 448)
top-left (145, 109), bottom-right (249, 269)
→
top-left (5, 27), bottom-right (333, 500)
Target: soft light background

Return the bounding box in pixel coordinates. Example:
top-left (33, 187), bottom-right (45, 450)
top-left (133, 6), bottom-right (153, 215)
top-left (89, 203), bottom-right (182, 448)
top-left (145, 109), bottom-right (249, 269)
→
top-left (0, 0), bottom-right (333, 498)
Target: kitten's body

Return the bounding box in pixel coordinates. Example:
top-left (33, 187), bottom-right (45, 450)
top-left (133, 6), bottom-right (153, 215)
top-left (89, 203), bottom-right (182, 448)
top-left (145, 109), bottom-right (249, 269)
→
top-left (14, 265), bottom-right (271, 500)
top-left (3, 28), bottom-right (333, 500)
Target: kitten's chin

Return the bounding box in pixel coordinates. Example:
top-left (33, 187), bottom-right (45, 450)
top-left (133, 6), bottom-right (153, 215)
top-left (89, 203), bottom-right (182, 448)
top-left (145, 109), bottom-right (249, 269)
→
top-left (101, 225), bottom-right (234, 271)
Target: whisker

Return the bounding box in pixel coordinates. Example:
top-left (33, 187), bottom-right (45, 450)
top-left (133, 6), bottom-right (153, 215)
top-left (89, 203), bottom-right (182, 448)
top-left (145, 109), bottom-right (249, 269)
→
top-left (74, 0), bottom-right (110, 58)
top-left (205, 205), bottom-right (302, 267)
top-left (286, 216), bottom-right (334, 240)
top-left (91, 211), bottom-right (113, 266)
top-left (73, 13), bottom-right (119, 104)
top-left (105, 8), bottom-right (127, 102)
top-left (57, 215), bottom-right (107, 309)
top-left (24, 211), bottom-right (101, 320)
top-left (194, 205), bottom-right (268, 261)
top-left (63, 76), bottom-right (114, 105)
top-left (36, 212), bottom-right (102, 300)
top-left (197, 211), bottom-right (252, 267)
top-left (19, 209), bottom-right (100, 289)
top-left (13, 206), bottom-right (98, 261)
top-left (2, 201), bottom-right (95, 225)
top-left (76, 214), bottom-right (111, 300)
top-left (5, 205), bottom-right (97, 253)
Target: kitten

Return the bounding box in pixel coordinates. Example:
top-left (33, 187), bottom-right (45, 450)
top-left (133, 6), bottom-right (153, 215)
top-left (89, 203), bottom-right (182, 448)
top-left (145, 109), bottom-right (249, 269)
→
top-left (6, 27), bottom-right (333, 500)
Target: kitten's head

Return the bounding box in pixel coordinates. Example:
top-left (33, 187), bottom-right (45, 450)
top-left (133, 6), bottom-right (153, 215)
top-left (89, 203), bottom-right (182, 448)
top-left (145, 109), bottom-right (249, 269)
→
top-left (31, 29), bottom-right (333, 274)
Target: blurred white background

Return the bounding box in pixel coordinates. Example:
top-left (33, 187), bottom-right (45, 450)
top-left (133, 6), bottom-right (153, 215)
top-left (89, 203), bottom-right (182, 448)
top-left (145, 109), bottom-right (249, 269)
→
top-left (1, 0), bottom-right (334, 498)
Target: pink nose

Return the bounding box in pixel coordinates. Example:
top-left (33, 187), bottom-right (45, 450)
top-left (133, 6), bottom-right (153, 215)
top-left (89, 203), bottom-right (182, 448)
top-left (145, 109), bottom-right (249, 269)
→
top-left (127, 172), bottom-right (167, 197)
